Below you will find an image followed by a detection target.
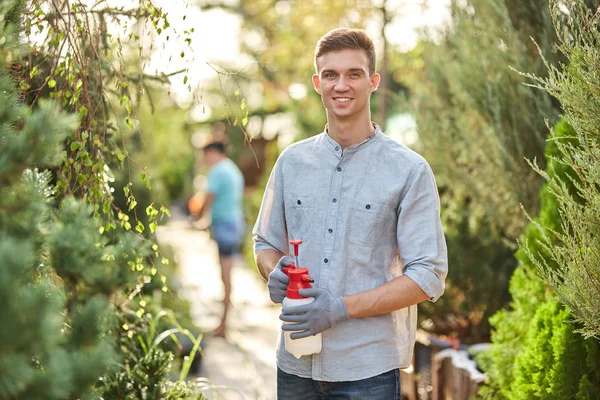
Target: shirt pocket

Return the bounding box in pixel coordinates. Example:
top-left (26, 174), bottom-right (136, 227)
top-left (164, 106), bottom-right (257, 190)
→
top-left (347, 199), bottom-right (385, 247)
top-left (287, 195), bottom-right (316, 241)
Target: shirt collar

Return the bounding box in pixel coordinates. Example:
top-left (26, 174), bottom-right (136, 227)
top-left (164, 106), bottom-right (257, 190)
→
top-left (323, 122), bottom-right (381, 154)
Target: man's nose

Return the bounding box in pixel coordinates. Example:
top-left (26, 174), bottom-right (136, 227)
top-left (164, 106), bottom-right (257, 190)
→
top-left (334, 76), bottom-right (349, 91)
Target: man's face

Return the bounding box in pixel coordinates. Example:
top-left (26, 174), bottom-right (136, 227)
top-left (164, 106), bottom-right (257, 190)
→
top-left (313, 49), bottom-right (380, 121)
top-left (202, 149), bottom-right (220, 167)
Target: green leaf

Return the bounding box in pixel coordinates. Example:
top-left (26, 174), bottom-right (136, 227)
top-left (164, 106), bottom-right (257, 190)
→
top-left (135, 221), bottom-right (145, 233)
top-left (234, 89), bottom-right (240, 97)
top-left (48, 79), bottom-right (56, 88)
top-left (242, 116), bottom-right (248, 126)
top-left (149, 222), bottom-right (158, 233)
top-left (160, 205), bottom-right (171, 217)
top-left (79, 106), bottom-right (88, 120)
top-left (128, 199), bottom-right (138, 211)
top-left (70, 142), bottom-right (80, 151)
top-left (146, 204), bottom-right (155, 216)
top-left (183, 75), bottom-right (188, 84)
top-left (30, 66), bottom-right (39, 79)
top-left (140, 173), bottom-right (147, 182)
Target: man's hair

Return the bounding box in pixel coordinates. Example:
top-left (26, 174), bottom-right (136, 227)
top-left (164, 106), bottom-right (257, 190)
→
top-left (203, 141), bottom-right (226, 154)
top-left (314, 28), bottom-right (376, 75)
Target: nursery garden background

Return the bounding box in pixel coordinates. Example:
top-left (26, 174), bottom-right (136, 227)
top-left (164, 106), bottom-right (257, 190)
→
top-left (1, 0), bottom-right (599, 398)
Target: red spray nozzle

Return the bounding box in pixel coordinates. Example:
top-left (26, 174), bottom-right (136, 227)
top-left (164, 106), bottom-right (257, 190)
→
top-left (290, 240), bottom-right (302, 270)
top-left (290, 240), bottom-right (302, 257)
top-left (284, 240), bottom-right (313, 298)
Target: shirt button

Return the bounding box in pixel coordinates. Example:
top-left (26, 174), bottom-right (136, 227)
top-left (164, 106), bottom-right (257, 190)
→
top-left (297, 199), bottom-right (301, 205)
top-left (336, 167), bottom-right (342, 172)
top-left (324, 258), bottom-right (329, 263)
top-left (332, 198), bottom-right (337, 203)
top-left (335, 146), bottom-right (340, 151)
top-left (366, 204), bottom-right (371, 209)
top-left (328, 228), bottom-right (333, 233)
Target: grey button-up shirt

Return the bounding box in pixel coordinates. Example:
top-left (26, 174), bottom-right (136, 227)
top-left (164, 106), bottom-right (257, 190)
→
top-left (253, 125), bottom-right (448, 382)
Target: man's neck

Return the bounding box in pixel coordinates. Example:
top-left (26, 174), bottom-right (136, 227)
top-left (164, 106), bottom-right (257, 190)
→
top-left (326, 115), bottom-right (375, 150)
top-left (209, 156), bottom-right (227, 168)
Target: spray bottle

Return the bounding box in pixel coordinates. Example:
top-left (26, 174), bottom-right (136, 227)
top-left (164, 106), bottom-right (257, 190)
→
top-left (282, 239), bottom-right (322, 359)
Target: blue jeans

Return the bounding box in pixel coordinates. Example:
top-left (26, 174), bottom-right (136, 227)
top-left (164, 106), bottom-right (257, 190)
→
top-left (277, 368), bottom-right (401, 400)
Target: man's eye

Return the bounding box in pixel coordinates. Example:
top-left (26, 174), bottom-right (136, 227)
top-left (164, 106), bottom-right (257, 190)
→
top-left (351, 73), bottom-right (360, 78)
top-left (326, 73), bottom-right (336, 78)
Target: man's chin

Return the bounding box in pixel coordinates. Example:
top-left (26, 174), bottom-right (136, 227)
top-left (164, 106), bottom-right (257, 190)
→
top-left (329, 107), bottom-right (356, 118)
top-left (327, 103), bottom-right (353, 114)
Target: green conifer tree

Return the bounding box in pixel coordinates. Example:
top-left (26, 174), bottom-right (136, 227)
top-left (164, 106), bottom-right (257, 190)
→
top-left (479, 119), bottom-right (600, 399)
top-left (522, 0), bottom-right (600, 340)
top-left (480, 2), bottom-right (600, 396)
top-left (408, 0), bottom-right (562, 340)
top-left (0, 2), bottom-right (205, 398)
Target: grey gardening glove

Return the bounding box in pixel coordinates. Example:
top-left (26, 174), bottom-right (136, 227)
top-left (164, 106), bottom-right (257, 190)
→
top-left (267, 256), bottom-right (291, 304)
top-left (280, 288), bottom-right (349, 339)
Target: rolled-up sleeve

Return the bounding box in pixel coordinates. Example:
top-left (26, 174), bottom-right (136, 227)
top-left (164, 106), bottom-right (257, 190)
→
top-left (397, 162), bottom-right (448, 302)
top-left (252, 153), bottom-right (288, 255)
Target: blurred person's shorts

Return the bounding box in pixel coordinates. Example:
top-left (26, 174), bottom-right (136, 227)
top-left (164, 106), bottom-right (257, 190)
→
top-left (211, 218), bottom-right (245, 257)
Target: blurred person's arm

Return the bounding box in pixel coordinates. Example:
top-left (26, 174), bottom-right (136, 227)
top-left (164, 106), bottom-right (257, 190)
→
top-left (197, 192), bottom-right (214, 220)
top-left (191, 165), bottom-right (220, 223)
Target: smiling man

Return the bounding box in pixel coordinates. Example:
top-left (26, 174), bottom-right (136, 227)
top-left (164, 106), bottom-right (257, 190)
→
top-left (252, 28), bottom-right (448, 399)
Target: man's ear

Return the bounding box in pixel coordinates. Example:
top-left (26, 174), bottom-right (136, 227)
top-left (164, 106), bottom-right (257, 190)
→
top-left (312, 74), bottom-right (321, 94)
top-left (370, 73), bottom-right (381, 92)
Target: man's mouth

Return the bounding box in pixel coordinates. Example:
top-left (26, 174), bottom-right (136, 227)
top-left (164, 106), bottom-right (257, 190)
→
top-left (333, 97), bottom-right (353, 103)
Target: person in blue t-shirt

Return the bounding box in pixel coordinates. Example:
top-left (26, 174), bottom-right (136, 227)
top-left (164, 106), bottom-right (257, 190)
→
top-left (195, 141), bottom-right (245, 338)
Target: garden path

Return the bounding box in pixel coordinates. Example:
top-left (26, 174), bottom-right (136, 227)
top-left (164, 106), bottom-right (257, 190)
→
top-left (158, 220), bottom-right (280, 400)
